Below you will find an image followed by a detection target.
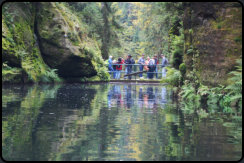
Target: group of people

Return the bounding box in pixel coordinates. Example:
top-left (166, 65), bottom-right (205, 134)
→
top-left (107, 54), bottom-right (168, 79)
top-left (108, 54), bottom-right (135, 79)
top-left (138, 54), bottom-right (168, 79)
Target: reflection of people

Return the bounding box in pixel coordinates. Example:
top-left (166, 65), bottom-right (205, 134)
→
top-left (138, 87), bottom-right (143, 108)
top-left (107, 86), bottom-right (113, 108)
top-left (154, 87), bottom-right (158, 108)
top-left (144, 94), bottom-right (148, 108)
top-left (147, 87), bottom-right (155, 108)
top-left (147, 87), bottom-right (154, 99)
top-left (114, 85), bottom-right (121, 106)
top-left (125, 85), bottom-right (132, 109)
top-left (161, 87), bottom-right (167, 107)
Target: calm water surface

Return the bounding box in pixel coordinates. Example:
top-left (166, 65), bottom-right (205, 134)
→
top-left (2, 83), bottom-right (242, 161)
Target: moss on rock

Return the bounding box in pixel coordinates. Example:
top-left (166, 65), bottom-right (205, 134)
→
top-left (36, 2), bottom-right (109, 80)
top-left (2, 2), bottom-right (109, 83)
top-left (183, 2), bottom-right (242, 86)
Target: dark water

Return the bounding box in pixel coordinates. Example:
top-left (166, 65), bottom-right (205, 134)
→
top-left (2, 83), bottom-right (242, 161)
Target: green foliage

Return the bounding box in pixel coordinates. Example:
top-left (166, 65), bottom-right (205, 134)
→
top-left (141, 2), bottom-right (184, 56)
top-left (15, 47), bottom-right (62, 83)
top-left (217, 24), bottom-right (221, 29)
top-left (186, 48), bottom-right (193, 55)
top-left (219, 95), bottom-right (233, 113)
top-left (179, 75), bottom-right (241, 115)
top-left (66, 2), bottom-right (122, 60)
top-left (197, 109), bottom-right (209, 119)
top-left (179, 83), bottom-right (200, 105)
top-left (189, 29), bottom-right (193, 34)
top-left (225, 59), bottom-right (242, 109)
top-left (2, 63), bottom-right (23, 83)
top-left (197, 84), bottom-right (209, 96)
top-left (171, 32), bottom-right (184, 69)
top-left (179, 63), bottom-right (186, 77)
top-left (206, 85), bottom-right (224, 112)
top-left (44, 69), bottom-right (62, 83)
top-left (161, 67), bottom-right (182, 87)
top-left (234, 36), bottom-right (241, 43)
top-left (97, 67), bottom-right (110, 81)
top-left (178, 81), bottom-right (238, 115)
top-left (172, 49), bottom-right (183, 69)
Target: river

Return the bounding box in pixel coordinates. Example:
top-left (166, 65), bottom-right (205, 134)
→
top-left (2, 83), bottom-right (242, 161)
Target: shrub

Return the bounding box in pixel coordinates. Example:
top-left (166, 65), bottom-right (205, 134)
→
top-left (179, 83), bottom-right (201, 113)
top-left (172, 48), bottom-right (183, 69)
top-left (225, 59), bottom-right (242, 110)
top-left (161, 67), bottom-right (182, 87)
top-left (179, 63), bottom-right (186, 77)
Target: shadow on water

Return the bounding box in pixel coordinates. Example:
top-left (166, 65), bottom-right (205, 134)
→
top-left (2, 83), bottom-right (242, 161)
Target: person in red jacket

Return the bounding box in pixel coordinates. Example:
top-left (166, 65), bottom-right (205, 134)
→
top-left (115, 57), bottom-right (123, 79)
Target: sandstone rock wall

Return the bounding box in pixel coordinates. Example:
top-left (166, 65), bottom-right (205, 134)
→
top-left (2, 2), bottom-right (109, 83)
top-left (183, 2), bottom-right (242, 86)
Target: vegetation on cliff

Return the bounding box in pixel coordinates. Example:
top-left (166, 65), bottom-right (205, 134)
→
top-left (2, 2), bottom-right (110, 83)
top-left (156, 2), bottom-right (242, 115)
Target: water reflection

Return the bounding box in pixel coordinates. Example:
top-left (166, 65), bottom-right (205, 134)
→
top-left (2, 83), bottom-right (242, 161)
top-left (107, 84), bottom-right (168, 111)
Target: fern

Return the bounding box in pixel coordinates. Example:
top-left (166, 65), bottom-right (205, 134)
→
top-left (225, 59), bottom-right (242, 108)
top-left (162, 67), bottom-right (181, 87)
top-left (44, 68), bottom-right (61, 82)
top-left (179, 83), bottom-right (200, 112)
top-left (16, 49), bottom-right (28, 59)
top-left (197, 84), bottom-right (210, 96)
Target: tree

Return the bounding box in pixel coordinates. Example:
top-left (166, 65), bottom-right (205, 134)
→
top-left (100, 2), bottom-right (122, 60)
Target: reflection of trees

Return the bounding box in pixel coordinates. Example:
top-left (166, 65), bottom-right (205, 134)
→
top-left (162, 107), bottom-right (242, 161)
top-left (3, 83), bottom-right (240, 161)
top-left (39, 85), bottom-right (104, 161)
top-left (2, 84), bottom-right (61, 161)
top-left (2, 85), bottom-right (29, 117)
top-left (43, 84), bottom-right (123, 161)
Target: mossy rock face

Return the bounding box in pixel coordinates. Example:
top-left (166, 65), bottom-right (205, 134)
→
top-left (2, 2), bottom-right (32, 68)
top-left (2, 2), bottom-right (109, 82)
top-left (35, 2), bottom-right (98, 78)
top-left (183, 2), bottom-right (242, 86)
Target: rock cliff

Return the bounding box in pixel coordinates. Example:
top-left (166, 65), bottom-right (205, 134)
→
top-left (183, 2), bottom-right (242, 86)
top-left (2, 2), bottom-right (109, 83)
